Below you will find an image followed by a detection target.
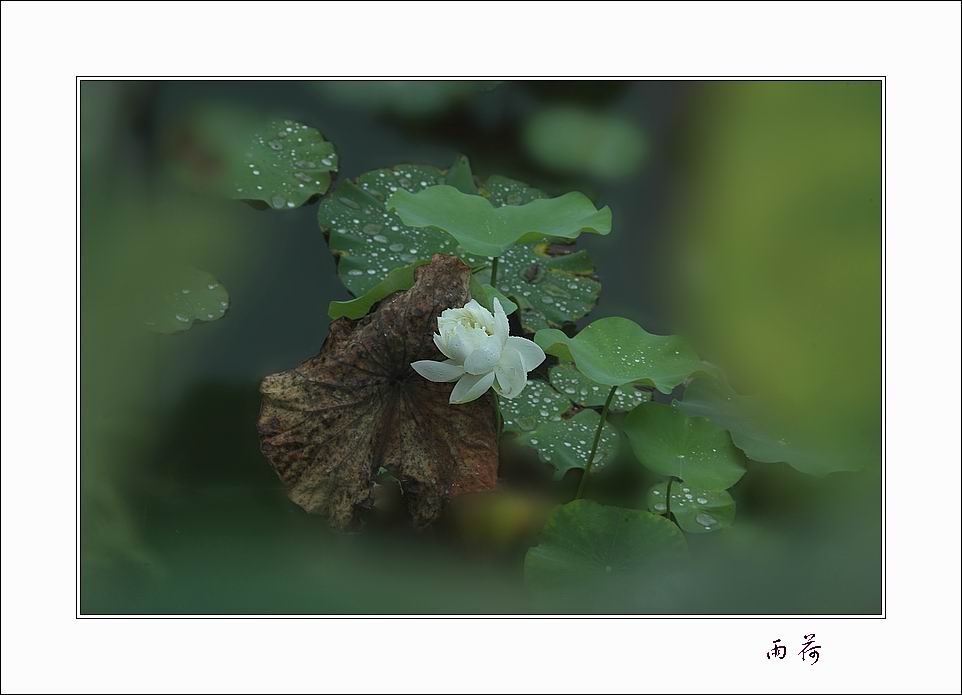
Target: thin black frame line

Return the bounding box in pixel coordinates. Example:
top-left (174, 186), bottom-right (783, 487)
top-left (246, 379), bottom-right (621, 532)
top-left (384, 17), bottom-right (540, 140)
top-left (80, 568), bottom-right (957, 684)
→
top-left (75, 76), bottom-right (886, 619)
top-left (881, 75), bottom-right (887, 619)
top-left (75, 76), bottom-right (81, 621)
top-left (76, 76), bottom-right (886, 82)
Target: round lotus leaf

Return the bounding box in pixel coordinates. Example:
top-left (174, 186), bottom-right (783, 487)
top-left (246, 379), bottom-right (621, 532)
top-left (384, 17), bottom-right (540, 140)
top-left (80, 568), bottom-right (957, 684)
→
top-left (319, 158), bottom-right (603, 333)
top-left (481, 174), bottom-right (546, 207)
top-left (319, 164), bottom-right (457, 294)
top-left (535, 317), bottom-right (706, 392)
top-left (646, 481), bottom-right (735, 534)
top-left (624, 402), bottom-right (746, 491)
top-left (516, 408), bottom-right (618, 480)
top-left (143, 268), bottom-right (230, 334)
top-left (482, 175), bottom-right (602, 332)
top-left (499, 380), bottom-right (572, 434)
top-left (231, 119), bottom-right (336, 209)
top-left (182, 110), bottom-right (337, 210)
top-left (549, 362), bottom-right (649, 412)
top-left (495, 241), bottom-right (601, 334)
top-left (524, 500), bottom-right (687, 590)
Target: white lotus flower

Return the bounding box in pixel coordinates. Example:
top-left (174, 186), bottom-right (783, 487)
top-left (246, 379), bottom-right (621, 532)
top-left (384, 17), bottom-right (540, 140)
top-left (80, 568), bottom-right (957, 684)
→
top-left (412, 298), bottom-right (546, 404)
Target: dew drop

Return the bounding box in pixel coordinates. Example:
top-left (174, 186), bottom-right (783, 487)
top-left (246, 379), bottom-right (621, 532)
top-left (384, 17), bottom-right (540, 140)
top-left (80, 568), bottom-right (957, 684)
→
top-left (695, 512), bottom-right (716, 526)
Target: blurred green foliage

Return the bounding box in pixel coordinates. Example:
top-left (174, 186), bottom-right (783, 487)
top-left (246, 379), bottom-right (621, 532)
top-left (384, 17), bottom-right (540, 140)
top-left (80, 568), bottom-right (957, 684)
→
top-left (316, 80), bottom-right (500, 116)
top-left (672, 81), bottom-right (882, 475)
top-left (522, 105), bottom-right (647, 180)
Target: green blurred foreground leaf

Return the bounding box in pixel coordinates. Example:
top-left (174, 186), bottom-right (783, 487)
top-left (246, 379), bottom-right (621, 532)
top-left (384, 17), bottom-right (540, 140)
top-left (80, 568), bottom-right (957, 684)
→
top-left (677, 376), bottom-right (860, 476)
top-left (524, 500), bottom-right (686, 589)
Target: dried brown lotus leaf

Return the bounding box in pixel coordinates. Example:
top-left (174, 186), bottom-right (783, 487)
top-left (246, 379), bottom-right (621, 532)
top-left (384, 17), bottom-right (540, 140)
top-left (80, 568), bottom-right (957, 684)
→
top-left (258, 254), bottom-right (498, 529)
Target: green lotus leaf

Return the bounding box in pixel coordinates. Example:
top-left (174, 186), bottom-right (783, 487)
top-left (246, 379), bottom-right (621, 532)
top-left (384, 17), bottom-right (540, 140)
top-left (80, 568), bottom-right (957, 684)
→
top-left (535, 329), bottom-right (573, 361)
top-left (494, 242), bottom-right (601, 334)
top-left (524, 500), bottom-right (687, 589)
top-left (319, 158), bottom-right (603, 333)
top-left (327, 256), bottom-right (519, 321)
top-left (677, 376), bottom-right (858, 476)
top-left (319, 164), bottom-right (460, 295)
top-left (469, 274), bottom-right (517, 316)
top-left (646, 481), bottom-right (735, 534)
top-left (143, 268), bottom-right (229, 334)
top-left (481, 174), bottom-right (546, 207)
top-left (535, 317), bottom-right (708, 392)
top-left (499, 380), bottom-right (572, 434)
top-left (327, 260), bottom-right (429, 320)
top-left (516, 409), bottom-right (618, 480)
top-left (480, 176), bottom-right (602, 332)
top-left (386, 185), bottom-right (611, 257)
top-left (523, 105), bottom-right (647, 180)
top-left (445, 154), bottom-right (479, 194)
top-left (183, 110), bottom-right (337, 210)
top-left (549, 362), bottom-right (650, 412)
top-left (624, 402), bottom-right (746, 490)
